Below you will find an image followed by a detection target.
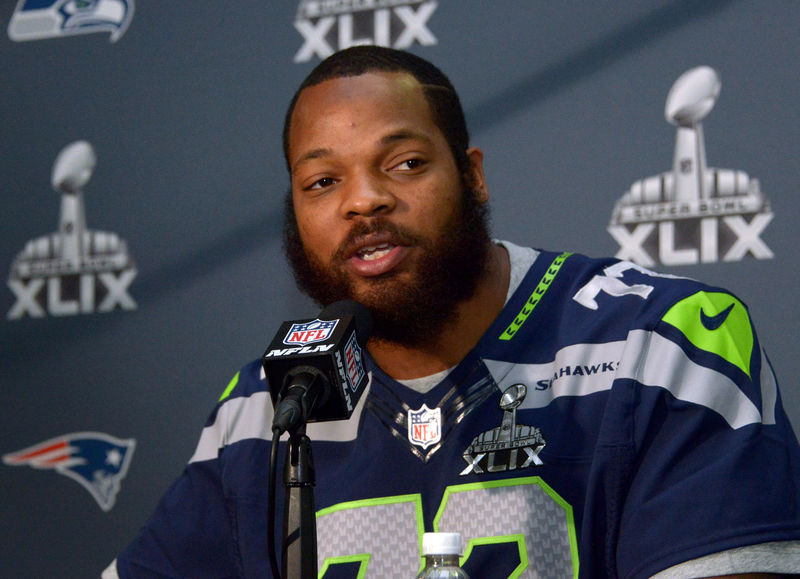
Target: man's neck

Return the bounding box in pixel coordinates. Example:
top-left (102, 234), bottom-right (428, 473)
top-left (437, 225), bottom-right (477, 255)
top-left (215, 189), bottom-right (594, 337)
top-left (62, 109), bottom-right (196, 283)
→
top-left (367, 243), bottom-right (510, 380)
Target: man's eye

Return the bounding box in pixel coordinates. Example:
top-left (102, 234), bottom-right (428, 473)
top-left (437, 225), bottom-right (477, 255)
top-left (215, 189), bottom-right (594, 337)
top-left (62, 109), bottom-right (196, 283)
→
top-left (395, 158), bottom-right (425, 171)
top-left (308, 177), bottom-right (337, 190)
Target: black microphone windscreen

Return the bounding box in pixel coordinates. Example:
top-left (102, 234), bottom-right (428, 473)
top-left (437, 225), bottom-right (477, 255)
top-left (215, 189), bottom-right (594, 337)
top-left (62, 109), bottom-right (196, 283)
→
top-left (263, 299), bottom-right (373, 426)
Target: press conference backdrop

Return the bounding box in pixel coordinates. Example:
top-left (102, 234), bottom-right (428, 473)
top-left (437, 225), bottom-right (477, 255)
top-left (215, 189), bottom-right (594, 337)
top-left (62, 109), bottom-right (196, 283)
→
top-left (2, 1), bottom-right (798, 576)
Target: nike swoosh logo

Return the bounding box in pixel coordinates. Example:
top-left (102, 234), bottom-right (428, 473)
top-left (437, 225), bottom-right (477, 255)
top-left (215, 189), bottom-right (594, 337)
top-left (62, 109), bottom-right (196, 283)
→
top-left (700, 302), bottom-right (735, 331)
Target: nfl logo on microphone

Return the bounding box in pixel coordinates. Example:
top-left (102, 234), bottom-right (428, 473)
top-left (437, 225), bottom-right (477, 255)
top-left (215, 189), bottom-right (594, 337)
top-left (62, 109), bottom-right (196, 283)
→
top-left (408, 404), bottom-right (441, 449)
top-left (283, 319), bottom-right (338, 345)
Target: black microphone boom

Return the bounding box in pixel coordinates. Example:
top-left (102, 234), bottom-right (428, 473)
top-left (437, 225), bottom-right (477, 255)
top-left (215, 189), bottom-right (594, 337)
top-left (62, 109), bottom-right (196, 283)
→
top-left (263, 300), bottom-right (373, 434)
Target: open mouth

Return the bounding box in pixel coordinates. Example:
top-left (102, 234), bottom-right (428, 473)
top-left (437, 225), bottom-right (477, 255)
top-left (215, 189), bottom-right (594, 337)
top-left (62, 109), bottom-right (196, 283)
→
top-left (344, 234), bottom-right (410, 277)
top-left (357, 242), bottom-right (394, 261)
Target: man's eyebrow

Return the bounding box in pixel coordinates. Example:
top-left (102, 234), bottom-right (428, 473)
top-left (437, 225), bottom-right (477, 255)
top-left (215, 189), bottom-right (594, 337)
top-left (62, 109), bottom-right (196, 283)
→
top-left (292, 147), bottom-right (331, 175)
top-left (291, 131), bottom-right (434, 174)
top-left (379, 130), bottom-right (434, 146)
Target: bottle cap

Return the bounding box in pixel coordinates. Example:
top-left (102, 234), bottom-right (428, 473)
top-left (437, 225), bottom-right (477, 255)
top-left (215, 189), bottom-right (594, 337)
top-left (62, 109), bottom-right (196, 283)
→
top-left (422, 532), bottom-right (463, 556)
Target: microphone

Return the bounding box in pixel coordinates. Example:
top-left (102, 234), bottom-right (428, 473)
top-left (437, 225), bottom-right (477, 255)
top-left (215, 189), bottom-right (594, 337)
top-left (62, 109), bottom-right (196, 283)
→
top-left (262, 300), bottom-right (373, 434)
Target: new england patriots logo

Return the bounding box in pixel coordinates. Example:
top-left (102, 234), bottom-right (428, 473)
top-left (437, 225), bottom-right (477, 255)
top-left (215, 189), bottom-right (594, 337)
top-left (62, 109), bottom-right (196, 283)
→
top-left (8, 0), bottom-right (135, 43)
top-left (3, 432), bottom-right (136, 511)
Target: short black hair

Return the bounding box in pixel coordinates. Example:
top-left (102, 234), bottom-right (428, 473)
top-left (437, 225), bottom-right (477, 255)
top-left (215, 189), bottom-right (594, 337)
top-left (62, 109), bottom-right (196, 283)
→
top-left (282, 45), bottom-right (470, 176)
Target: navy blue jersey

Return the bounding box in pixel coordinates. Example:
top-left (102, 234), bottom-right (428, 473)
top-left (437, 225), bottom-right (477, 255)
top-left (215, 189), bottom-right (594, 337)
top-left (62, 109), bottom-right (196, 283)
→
top-left (115, 250), bottom-right (800, 578)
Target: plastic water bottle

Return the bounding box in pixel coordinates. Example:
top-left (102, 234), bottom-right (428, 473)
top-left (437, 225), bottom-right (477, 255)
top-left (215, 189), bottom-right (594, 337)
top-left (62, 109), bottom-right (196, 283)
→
top-left (415, 532), bottom-right (470, 579)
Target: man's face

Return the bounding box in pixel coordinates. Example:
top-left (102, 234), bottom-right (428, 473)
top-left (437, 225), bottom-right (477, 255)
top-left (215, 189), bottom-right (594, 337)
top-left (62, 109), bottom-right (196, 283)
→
top-left (285, 71), bottom-right (490, 345)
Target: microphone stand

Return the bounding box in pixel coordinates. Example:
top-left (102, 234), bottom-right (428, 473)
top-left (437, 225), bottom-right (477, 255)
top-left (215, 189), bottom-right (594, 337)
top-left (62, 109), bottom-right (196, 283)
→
top-left (282, 424), bottom-right (318, 579)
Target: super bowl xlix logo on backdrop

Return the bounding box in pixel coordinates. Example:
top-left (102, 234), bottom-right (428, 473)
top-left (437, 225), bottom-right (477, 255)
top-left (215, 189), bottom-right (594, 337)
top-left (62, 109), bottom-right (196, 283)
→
top-left (609, 66), bottom-right (774, 267)
top-left (293, 0), bottom-right (438, 63)
top-left (7, 141), bottom-right (137, 320)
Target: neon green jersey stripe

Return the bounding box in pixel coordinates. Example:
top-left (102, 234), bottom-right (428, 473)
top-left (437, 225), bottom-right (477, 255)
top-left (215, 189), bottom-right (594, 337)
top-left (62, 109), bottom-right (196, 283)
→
top-left (500, 252), bottom-right (572, 340)
top-left (218, 371), bottom-right (240, 402)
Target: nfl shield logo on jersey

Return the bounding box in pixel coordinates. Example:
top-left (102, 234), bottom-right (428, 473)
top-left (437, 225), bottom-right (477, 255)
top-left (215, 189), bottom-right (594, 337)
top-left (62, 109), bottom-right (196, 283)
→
top-left (283, 319), bottom-right (338, 346)
top-left (408, 404), bottom-right (441, 450)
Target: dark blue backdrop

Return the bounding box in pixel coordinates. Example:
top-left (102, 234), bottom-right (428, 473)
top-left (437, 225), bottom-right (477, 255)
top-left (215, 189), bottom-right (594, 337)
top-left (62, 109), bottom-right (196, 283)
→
top-left (2, 2), bottom-right (798, 576)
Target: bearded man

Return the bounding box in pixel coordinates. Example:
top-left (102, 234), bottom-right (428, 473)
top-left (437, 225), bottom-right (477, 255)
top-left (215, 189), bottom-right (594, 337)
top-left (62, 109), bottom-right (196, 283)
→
top-left (105, 46), bottom-right (800, 578)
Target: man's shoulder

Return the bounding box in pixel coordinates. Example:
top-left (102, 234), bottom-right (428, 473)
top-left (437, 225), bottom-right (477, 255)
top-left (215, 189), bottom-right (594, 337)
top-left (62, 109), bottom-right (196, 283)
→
top-left (494, 247), bottom-right (751, 356)
top-left (217, 359), bottom-right (268, 403)
top-left (189, 359), bottom-right (272, 462)
top-left (525, 248), bottom-right (741, 317)
top-left (526, 250), bottom-right (762, 386)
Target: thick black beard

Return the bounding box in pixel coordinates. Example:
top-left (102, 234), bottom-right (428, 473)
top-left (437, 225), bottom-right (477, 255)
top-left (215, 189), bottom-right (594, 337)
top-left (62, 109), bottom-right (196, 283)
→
top-left (283, 187), bottom-right (492, 347)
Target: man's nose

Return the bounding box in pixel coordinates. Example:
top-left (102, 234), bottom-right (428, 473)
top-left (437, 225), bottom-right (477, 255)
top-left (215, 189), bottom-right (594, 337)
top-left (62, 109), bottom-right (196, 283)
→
top-left (341, 172), bottom-right (397, 219)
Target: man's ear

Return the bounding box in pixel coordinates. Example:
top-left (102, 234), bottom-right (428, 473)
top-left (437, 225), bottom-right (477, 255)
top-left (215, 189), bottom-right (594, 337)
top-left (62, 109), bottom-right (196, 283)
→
top-left (465, 147), bottom-right (488, 202)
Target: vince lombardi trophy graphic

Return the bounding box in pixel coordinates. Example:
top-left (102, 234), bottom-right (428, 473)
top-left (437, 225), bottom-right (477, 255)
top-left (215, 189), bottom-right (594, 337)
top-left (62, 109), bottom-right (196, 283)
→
top-left (7, 141), bottom-right (137, 319)
top-left (52, 141), bottom-right (95, 272)
top-left (665, 66), bottom-right (720, 202)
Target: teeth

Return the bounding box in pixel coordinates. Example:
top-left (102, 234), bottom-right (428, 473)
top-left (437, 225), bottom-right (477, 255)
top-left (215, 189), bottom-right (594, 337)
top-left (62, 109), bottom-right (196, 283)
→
top-left (358, 243), bottom-right (392, 261)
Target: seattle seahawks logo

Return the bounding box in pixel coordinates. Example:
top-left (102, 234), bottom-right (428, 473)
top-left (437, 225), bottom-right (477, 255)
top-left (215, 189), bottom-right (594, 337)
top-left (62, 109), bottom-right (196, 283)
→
top-left (8, 0), bottom-right (135, 43)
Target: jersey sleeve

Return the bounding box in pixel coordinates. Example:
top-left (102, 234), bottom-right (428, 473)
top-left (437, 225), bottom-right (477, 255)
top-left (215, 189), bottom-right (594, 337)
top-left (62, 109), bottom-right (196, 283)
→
top-left (116, 456), bottom-right (240, 578)
top-left (114, 374), bottom-right (248, 578)
top-left (611, 289), bottom-right (800, 577)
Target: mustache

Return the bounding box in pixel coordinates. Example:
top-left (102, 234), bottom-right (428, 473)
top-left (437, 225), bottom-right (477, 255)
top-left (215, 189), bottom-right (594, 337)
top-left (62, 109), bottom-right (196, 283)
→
top-left (333, 219), bottom-right (423, 262)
